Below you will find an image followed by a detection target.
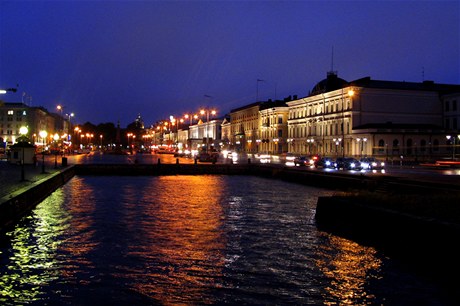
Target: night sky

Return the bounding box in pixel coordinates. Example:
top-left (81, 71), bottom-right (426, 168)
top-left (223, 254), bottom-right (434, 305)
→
top-left (1, 1), bottom-right (459, 127)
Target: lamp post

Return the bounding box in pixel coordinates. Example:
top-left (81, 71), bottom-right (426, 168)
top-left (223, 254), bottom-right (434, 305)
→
top-left (57, 105), bottom-right (64, 132)
top-left (333, 138), bottom-right (342, 158)
top-left (39, 130), bottom-right (48, 173)
top-left (184, 113), bottom-right (198, 126)
top-left (53, 133), bottom-right (59, 168)
top-left (200, 109), bottom-right (216, 152)
top-left (19, 126), bottom-right (28, 181)
top-left (66, 112), bottom-right (74, 137)
top-left (0, 87), bottom-right (18, 94)
top-left (446, 135), bottom-right (460, 160)
top-left (127, 133), bottom-right (133, 151)
top-left (170, 116), bottom-right (179, 149)
top-left (356, 137), bottom-right (367, 158)
top-left (307, 138), bottom-right (314, 154)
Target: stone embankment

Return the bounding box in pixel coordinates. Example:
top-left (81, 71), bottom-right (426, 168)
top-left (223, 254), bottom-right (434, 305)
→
top-left (0, 166), bottom-right (75, 232)
top-left (315, 195), bottom-right (460, 280)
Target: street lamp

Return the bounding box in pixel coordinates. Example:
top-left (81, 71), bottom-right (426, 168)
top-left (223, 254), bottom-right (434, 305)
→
top-left (307, 138), bottom-right (314, 154)
top-left (200, 109), bottom-right (217, 152)
top-left (66, 112), bottom-right (74, 136)
top-left (446, 135), bottom-right (460, 160)
top-left (184, 113), bottom-right (198, 125)
top-left (340, 89), bottom-right (355, 158)
top-left (356, 137), bottom-right (368, 158)
top-left (57, 105), bottom-right (64, 132)
top-left (333, 138), bottom-right (342, 158)
top-left (0, 87), bottom-right (17, 94)
top-left (53, 133), bottom-right (59, 168)
top-left (39, 130), bottom-right (48, 173)
top-left (19, 126), bottom-right (28, 181)
top-left (170, 116), bottom-right (179, 149)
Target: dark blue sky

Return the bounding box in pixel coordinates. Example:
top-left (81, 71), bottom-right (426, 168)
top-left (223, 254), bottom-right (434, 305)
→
top-left (1, 1), bottom-right (459, 127)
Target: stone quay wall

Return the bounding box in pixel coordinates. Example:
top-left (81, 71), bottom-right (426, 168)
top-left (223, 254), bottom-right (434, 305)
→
top-left (315, 195), bottom-right (460, 279)
top-left (0, 166), bottom-right (75, 232)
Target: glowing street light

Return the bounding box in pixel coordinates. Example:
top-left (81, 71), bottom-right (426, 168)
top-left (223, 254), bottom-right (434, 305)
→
top-left (53, 133), bottom-right (59, 168)
top-left (39, 130), bottom-right (48, 173)
top-left (19, 126), bottom-right (28, 181)
top-left (0, 87), bottom-right (17, 94)
top-left (333, 137), bottom-right (342, 158)
top-left (200, 109), bottom-right (217, 152)
top-left (306, 138), bottom-right (314, 154)
top-left (446, 135), bottom-right (460, 160)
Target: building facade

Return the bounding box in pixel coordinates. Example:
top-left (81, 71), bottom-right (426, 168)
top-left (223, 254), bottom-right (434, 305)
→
top-left (286, 73), bottom-right (460, 161)
top-left (0, 103), bottom-right (62, 150)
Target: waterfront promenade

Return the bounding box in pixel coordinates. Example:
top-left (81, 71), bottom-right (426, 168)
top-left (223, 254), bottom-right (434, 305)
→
top-left (0, 158), bottom-right (61, 200)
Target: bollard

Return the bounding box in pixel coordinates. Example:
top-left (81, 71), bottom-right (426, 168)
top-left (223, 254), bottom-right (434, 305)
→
top-left (176, 158), bottom-right (179, 164)
top-left (158, 158), bottom-right (161, 164)
top-left (194, 158), bottom-right (197, 164)
top-left (62, 157), bottom-right (68, 167)
top-left (248, 158), bottom-right (251, 164)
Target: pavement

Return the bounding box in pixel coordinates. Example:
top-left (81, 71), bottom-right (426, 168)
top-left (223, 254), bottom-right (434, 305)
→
top-left (0, 156), bottom-right (62, 200)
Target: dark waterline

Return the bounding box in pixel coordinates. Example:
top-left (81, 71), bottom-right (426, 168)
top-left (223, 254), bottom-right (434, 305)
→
top-left (0, 175), bottom-right (455, 305)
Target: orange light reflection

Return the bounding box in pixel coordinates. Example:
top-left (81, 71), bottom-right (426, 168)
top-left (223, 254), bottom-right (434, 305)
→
top-left (120, 175), bottom-right (226, 304)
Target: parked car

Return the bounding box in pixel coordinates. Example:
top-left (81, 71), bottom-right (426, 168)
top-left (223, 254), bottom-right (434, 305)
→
top-left (334, 157), bottom-right (361, 170)
top-left (308, 154), bottom-right (321, 167)
top-left (360, 157), bottom-right (385, 170)
top-left (315, 157), bottom-right (335, 169)
top-left (294, 156), bottom-right (309, 166)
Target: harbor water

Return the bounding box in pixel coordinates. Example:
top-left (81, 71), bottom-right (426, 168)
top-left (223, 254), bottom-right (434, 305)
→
top-left (0, 175), bottom-right (455, 305)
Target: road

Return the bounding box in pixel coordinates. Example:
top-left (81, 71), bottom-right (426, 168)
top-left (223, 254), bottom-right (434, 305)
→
top-left (61, 151), bottom-right (460, 187)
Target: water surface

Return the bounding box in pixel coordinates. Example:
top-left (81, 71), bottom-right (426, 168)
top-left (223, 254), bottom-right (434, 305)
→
top-left (0, 175), bottom-right (454, 305)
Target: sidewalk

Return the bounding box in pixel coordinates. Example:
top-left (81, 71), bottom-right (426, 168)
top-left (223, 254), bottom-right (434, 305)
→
top-left (0, 159), bottom-right (61, 200)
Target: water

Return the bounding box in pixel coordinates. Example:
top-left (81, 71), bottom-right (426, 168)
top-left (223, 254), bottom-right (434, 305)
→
top-left (0, 175), bottom-right (455, 305)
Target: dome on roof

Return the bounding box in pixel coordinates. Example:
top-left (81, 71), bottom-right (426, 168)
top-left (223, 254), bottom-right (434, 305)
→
top-left (310, 71), bottom-right (348, 96)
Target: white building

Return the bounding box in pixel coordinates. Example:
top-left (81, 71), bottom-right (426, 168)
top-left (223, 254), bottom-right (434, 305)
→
top-left (286, 72), bottom-right (460, 161)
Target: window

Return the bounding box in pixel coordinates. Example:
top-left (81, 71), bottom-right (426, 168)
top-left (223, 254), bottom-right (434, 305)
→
top-left (454, 118), bottom-right (458, 129)
top-left (406, 139), bottom-right (413, 155)
top-left (445, 118), bottom-right (450, 129)
top-left (278, 129), bottom-right (283, 137)
top-left (392, 139), bottom-right (399, 152)
top-left (453, 100), bottom-right (457, 111)
top-left (278, 115), bottom-right (283, 124)
top-left (378, 139), bottom-right (385, 152)
top-left (433, 139), bottom-right (439, 152)
top-left (420, 139), bottom-right (426, 152)
top-left (445, 100), bottom-right (450, 112)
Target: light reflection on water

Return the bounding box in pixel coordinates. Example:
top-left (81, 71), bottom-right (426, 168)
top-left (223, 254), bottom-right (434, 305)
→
top-left (0, 175), bottom-right (453, 305)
